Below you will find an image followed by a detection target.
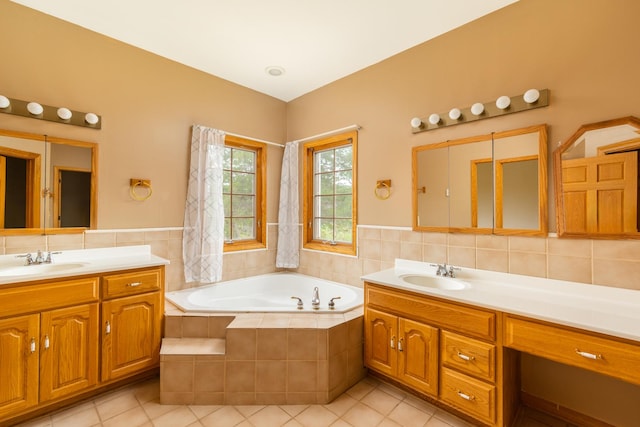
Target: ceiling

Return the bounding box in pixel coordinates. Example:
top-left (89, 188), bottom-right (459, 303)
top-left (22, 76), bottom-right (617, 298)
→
top-left (12, 0), bottom-right (517, 102)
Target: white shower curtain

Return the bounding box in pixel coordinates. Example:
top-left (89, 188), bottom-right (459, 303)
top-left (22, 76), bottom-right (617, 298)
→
top-left (183, 125), bottom-right (225, 283)
top-left (276, 140), bottom-right (300, 268)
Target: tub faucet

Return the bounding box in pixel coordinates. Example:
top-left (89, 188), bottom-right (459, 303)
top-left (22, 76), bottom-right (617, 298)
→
top-left (311, 286), bottom-right (320, 309)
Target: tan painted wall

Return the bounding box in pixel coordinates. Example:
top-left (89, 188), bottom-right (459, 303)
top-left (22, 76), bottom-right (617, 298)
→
top-left (287, 0), bottom-right (640, 232)
top-left (0, 1), bottom-right (286, 229)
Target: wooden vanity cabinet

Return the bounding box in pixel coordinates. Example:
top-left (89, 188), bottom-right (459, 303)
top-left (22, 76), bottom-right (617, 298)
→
top-left (364, 282), bottom-right (504, 426)
top-left (0, 266), bottom-right (164, 425)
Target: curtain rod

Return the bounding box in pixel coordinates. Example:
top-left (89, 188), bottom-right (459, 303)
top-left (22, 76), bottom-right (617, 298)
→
top-left (225, 131), bottom-right (285, 148)
top-left (294, 124), bottom-right (361, 144)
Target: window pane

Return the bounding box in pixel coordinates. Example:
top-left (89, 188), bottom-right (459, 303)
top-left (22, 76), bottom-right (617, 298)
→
top-left (317, 173), bottom-right (334, 195)
top-left (335, 170), bottom-right (352, 194)
top-left (315, 150), bottom-right (334, 173)
top-left (314, 218), bottom-right (334, 241)
top-left (223, 194), bottom-right (231, 217)
top-left (316, 195), bottom-right (334, 217)
top-left (232, 218), bottom-right (255, 240)
top-left (224, 218), bottom-right (231, 240)
top-left (232, 149), bottom-right (255, 172)
top-left (334, 219), bottom-right (352, 243)
top-left (334, 146), bottom-right (352, 171)
top-left (223, 170), bottom-right (231, 193)
top-left (232, 171), bottom-right (255, 194)
top-left (335, 195), bottom-right (352, 218)
top-left (231, 195), bottom-right (255, 217)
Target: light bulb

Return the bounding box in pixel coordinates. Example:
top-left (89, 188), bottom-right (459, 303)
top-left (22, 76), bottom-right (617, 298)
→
top-left (27, 102), bottom-right (43, 115)
top-left (57, 107), bottom-right (72, 120)
top-left (470, 103), bottom-right (484, 116)
top-left (449, 108), bottom-right (461, 120)
top-left (410, 117), bottom-right (423, 128)
top-left (85, 112), bottom-right (99, 125)
top-left (523, 88), bottom-right (540, 104)
top-left (496, 95), bottom-right (511, 110)
top-left (0, 95), bottom-right (9, 109)
top-left (428, 113), bottom-right (441, 125)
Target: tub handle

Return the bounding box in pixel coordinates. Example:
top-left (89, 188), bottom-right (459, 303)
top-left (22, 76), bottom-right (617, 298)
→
top-left (328, 296), bottom-right (341, 309)
top-left (291, 296), bottom-right (304, 309)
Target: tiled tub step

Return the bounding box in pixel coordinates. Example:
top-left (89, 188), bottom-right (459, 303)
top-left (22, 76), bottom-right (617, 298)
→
top-left (160, 337), bottom-right (225, 356)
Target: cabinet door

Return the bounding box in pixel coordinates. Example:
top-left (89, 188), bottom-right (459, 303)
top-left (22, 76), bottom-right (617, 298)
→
top-left (364, 308), bottom-right (397, 377)
top-left (101, 292), bottom-right (162, 382)
top-left (40, 303), bottom-right (99, 402)
top-left (397, 318), bottom-right (439, 396)
top-left (0, 314), bottom-right (39, 419)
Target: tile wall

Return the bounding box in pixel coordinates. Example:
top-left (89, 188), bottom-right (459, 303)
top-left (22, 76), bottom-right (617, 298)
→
top-left (5, 224), bottom-right (640, 291)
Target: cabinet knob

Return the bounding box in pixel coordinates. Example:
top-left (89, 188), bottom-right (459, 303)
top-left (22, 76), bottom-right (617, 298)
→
top-left (390, 336), bottom-right (395, 349)
top-left (575, 348), bottom-right (602, 360)
top-left (105, 321), bottom-right (111, 335)
top-left (457, 352), bottom-right (475, 362)
top-left (44, 335), bottom-right (50, 349)
top-left (398, 338), bottom-right (403, 352)
top-left (30, 338), bottom-right (36, 353)
top-left (127, 282), bottom-right (142, 287)
top-left (457, 390), bottom-right (475, 401)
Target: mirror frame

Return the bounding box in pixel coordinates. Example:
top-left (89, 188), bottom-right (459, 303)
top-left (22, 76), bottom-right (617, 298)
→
top-left (0, 129), bottom-right (98, 236)
top-left (412, 124), bottom-right (548, 236)
top-left (554, 116), bottom-right (640, 239)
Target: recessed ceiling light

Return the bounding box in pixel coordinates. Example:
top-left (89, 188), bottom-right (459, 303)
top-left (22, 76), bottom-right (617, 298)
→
top-left (265, 66), bottom-right (285, 77)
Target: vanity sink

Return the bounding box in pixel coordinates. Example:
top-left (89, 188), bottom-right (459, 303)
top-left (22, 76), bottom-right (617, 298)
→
top-left (0, 262), bottom-right (89, 277)
top-left (399, 274), bottom-right (469, 290)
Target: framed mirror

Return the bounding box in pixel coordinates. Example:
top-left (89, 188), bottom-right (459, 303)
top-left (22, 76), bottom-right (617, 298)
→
top-left (412, 124), bottom-right (547, 236)
top-left (0, 129), bottom-right (97, 235)
top-left (554, 116), bottom-right (640, 238)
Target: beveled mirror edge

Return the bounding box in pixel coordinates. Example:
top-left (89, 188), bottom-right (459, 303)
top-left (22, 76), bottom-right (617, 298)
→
top-left (554, 116), bottom-right (640, 239)
top-left (412, 123), bottom-right (548, 236)
top-left (0, 128), bottom-right (98, 235)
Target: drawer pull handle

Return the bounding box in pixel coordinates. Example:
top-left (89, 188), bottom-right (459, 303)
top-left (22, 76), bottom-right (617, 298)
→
top-left (390, 336), bottom-right (395, 349)
top-left (30, 338), bottom-right (36, 353)
top-left (457, 352), bottom-right (475, 362)
top-left (127, 282), bottom-right (142, 287)
top-left (398, 338), bottom-right (404, 352)
top-left (44, 335), bottom-right (50, 349)
top-left (575, 348), bottom-right (602, 360)
top-left (457, 390), bottom-right (475, 401)
top-left (105, 321), bottom-right (111, 335)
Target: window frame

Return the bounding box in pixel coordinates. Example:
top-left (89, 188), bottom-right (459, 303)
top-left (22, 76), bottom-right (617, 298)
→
top-left (303, 130), bottom-right (358, 255)
top-left (223, 135), bottom-right (267, 252)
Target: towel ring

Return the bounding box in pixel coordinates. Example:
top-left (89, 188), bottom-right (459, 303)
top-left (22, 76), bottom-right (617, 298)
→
top-left (374, 180), bottom-right (391, 200)
top-left (130, 179), bottom-right (153, 201)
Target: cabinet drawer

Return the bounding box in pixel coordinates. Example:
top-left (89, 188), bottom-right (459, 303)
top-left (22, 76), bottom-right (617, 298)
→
top-left (102, 268), bottom-right (162, 299)
top-left (504, 316), bottom-right (640, 386)
top-left (365, 283), bottom-right (496, 341)
top-left (441, 331), bottom-right (495, 382)
top-left (0, 277), bottom-right (99, 318)
top-left (440, 367), bottom-right (495, 424)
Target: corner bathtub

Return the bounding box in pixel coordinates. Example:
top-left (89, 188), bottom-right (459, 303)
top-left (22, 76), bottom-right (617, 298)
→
top-left (166, 272), bottom-right (364, 313)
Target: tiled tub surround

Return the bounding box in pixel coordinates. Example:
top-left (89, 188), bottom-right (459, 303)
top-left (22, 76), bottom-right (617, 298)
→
top-left (161, 302), bottom-right (366, 406)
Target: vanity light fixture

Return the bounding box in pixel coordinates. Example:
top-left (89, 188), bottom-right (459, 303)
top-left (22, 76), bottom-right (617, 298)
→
top-left (448, 108), bottom-right (462, 121)
top-left (411, 88), bottom-right (550, 134)
top-left (0, 95), bottom-right (101, 129)
top-left (410, 117), bottom-right (424, 129)
top-left (470, 103), bottom-right (485, 116)
top-left (85, 112), bottom-right (99, 125)
top-left (57, 107), bottom-right (72, 120)
top-left (27, 102), bottom-right (43, 115)
top-left (523, 88), bottom-right (540, 104)
top-left (495, 95), bottom-right (511, 110)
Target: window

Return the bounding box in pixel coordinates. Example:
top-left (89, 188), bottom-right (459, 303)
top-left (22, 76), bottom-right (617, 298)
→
top-left (303, 131), bottom-right (357, 255)
top-left (223, 135), bottom-right (266, 252)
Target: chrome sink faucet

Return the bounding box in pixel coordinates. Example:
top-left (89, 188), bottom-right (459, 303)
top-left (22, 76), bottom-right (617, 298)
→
top-left (17, 250), bottom-right (60, 265)
top-left (431, 263), bottom-right (459, 278)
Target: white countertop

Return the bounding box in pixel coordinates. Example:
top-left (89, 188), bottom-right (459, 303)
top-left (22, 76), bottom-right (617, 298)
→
top-left (0, 245), bottom-right (169, 285)
top-left (362, 259), bottom-right (640, 342)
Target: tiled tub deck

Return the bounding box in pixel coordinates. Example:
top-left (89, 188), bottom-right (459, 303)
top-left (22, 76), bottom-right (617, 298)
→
top-left (161, 302), bottom-right (366, 405)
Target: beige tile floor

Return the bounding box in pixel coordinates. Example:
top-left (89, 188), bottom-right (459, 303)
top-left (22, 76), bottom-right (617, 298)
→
top-left (14, 375), bottom-right (565, 427)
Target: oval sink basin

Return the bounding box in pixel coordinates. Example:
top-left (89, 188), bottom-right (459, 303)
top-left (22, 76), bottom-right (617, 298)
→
top-left (0, 262), bottom-right (88, 277)
top-left (400, 274), bottom-right (469, 290)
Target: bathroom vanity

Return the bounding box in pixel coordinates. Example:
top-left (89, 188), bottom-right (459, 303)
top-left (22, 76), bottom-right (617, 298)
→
top-left (0, 246), bottom-right (167, 426)
top-left (362, 260), bottom-right (640, 427)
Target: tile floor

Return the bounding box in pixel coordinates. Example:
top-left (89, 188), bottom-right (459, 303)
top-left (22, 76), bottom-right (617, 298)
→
top-left (14, 375), bottom-right (565, 427)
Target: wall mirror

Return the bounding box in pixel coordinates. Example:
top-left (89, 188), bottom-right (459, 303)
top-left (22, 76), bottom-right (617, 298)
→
top-left (0, 129), bottom-right (97, 235)
top-left (554, 116), bottom-right (640, 238)
top-left (412, 124), bottom-right (547, 236)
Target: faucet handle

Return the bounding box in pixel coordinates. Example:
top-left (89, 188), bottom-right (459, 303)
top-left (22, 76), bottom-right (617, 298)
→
top-left (45, 251), bottom-right (62, 264)
top-left (328, 296), bottom-right (342, 309)
top-left (291, 296), bottom-right (304, 309)
top-left (16, 253), bottom-right (34, 265)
